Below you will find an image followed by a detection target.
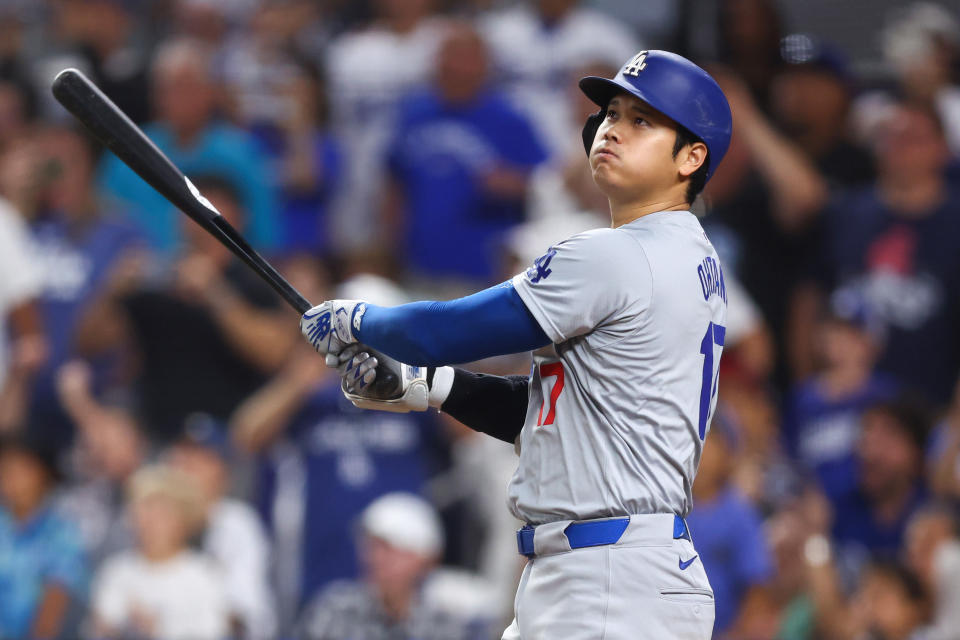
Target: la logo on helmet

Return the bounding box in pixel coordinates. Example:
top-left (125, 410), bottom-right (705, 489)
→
top-left (624, 51), bottom-right (648, 77)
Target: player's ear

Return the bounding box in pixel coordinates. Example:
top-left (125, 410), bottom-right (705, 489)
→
top-left (677, 141), bottom-right (708, 178)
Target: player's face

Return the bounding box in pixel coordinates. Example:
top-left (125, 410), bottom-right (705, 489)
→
top-left (589, 93), bottom-right (693, 205)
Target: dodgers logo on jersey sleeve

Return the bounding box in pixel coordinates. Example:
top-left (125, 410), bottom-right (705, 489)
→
top-left (526, 248), bottom-right (557, 284)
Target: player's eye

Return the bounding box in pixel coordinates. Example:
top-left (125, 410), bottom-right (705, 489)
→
top-left (635, 117), bottom-right (648, 127)
top-left (606, 109), bottom-right (618, 121)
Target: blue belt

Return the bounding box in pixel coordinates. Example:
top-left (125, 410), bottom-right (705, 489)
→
top-left (517, 515), bottom-right (690, 558)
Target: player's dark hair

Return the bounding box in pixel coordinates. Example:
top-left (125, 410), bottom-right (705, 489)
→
top-left (673, 124), bottom-right (709, 204)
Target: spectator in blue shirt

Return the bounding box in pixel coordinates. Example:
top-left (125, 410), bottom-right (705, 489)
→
top-left (233, 340), bottom-right (446, 626)
top-left (248, 57), bottom-right (343, 255)
top-left (782, 290), bottom-right (899, 505)
top-left (98, 38), bottom-right (277, 252)
top-left (831, 396), bottom-right (930, 560)
top-left (0, 432), bottom-right (87, 639)
top-left (386, 22), bottom-right (548, 286)
top-left (26, 125), bottom-right (144, 444)
top-left (688, 411), bottom-right (774, 635)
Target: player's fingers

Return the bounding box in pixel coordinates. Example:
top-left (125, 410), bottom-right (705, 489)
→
top-left (337, 349), bottom-right (368, 376)
top-left (343, 355), bottom-right (378, 393)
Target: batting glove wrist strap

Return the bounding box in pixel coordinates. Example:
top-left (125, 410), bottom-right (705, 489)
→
top-left (343, 351), bottom-right (430, 413)
top-left (428, 366), bottom-right (455, 408)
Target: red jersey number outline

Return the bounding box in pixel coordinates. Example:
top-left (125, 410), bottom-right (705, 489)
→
top-left (537, 362), bottom-right (565, 426)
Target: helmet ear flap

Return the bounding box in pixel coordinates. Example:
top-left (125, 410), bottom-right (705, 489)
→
top-left (582, 109), bottom-right (605, 157)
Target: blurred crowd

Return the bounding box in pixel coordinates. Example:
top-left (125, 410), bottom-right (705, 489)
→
top-left (2, 0), bottom-right (960, 639)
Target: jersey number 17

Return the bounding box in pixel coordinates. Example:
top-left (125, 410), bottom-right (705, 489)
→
top-left (698, 322), bottom-right (725, 440)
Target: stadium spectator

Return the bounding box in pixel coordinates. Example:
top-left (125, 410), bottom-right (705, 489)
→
top-left (688, 413), bottom-right (774, 635)
top-left (782, 290), bottom-right (899, 505)
top-left (297, 492), bottom-right (491, 640)
top-left (167, 415), bottom-right (277, 639)
top-left (812, 559), bottom-right (931, 640)
top-left (0, 196), bottom-right (43, 434)
top-left (0, 431), bottom-right (87, 640)
top-left (246, 57), bottom-right (343, 254)
top-left (49, 0), bottom-right (153, 124)
top-left (713, 0), bottom-right (784, 111)
top-left (54, 361), bottom-right (141, 566)
top-left (831, 397), bottom-right (930, 562)
top-left (771, 34), bottom-right (875, 188)
top-left (815, 103), bottom-right (960, 404)
top-left (90, 465), bottom-right (230, 640)
top-left (75, 176), bottom-right (294, 443)
top-left (232, 339), bottom-right (447, 625)
top-left (904, 504), bottom-right (960, 638)
top-left (98, 38), bottom-right (277, 251)
top-left (26, 125), bottom-right (144, 443)
top-left (703, 69), bottom-right (826, 388)
top-left (876, 2), bottom-right (960, 155)
top-left (479, 0), bottom-right (638, 157)
top-left (325, 0), bottom-right (445, 250)
top-left (385, 21), bottom-right (547, 287)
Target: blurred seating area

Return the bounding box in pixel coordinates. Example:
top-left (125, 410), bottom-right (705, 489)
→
top-left (3, 0), bottom-right (960, 638)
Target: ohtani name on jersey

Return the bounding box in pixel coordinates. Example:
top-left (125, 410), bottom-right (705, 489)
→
top-left (697, 256), bottom-right (727, 304)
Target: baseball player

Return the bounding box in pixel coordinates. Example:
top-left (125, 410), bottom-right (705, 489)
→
top-left (301, 50), bottom-right (732, 639)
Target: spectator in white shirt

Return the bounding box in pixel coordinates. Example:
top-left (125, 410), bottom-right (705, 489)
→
top-left (324, 0), bottom-right (445, 249)
top-left (479, 0), bottom-right (639, 157)
top-left (167, 415), bottom-right (277, 640)
top-left (91, 465), bottom-right (230, 640)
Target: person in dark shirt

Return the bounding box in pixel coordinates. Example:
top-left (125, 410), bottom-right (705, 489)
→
top-left (818, 103), bottom-right (960, 405)
top-left (76, 176), bottom-right (296, 442)
top-left (770, 34), bottom-right (875, 189)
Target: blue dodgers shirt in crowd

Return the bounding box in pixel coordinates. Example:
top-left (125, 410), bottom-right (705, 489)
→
top-left (250, 124), bottom-right (343, 254)
top-left (783, 374), bottom-right (899, 505)
top-left (388, 88), bottom-right (548, 282)
top-left (256, 379), bottom-right (445, 610)
top-left (686, 487), bottom-right (774, 634)
top-left (98, 122), bottom-right (278, 252)
top-left (820, 186), bottom-right (960, 403)
top-left (28, 215), bottom-right (144, 442)
top-left (0, 506), bottom-right (88, 638)
top-left (31, 215), bottom-right (143, 371)
top-left (831, 484), bottom-right (927, 559)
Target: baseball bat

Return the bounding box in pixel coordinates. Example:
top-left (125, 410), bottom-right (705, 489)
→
top-left (51, 68), bottom-right (397, 394)
top-left (51, 67), bottom-right (311, 314)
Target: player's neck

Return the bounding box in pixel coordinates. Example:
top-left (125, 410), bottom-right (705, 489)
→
top-left (608, 197), bottom-right (689, 228)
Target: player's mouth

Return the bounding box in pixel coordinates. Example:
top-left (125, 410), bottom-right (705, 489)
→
top-left (594, 147), bottom-right (618, 160)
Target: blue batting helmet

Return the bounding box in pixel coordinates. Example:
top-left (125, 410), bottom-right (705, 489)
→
top-left (579, 50), bottom-right (732, 182)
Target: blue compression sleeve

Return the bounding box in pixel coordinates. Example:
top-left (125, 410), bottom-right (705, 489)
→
top-left (355, 282), bottom-right (551, 366)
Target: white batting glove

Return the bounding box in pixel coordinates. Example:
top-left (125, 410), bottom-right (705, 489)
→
top-left (328, 345), bottom-right (455, 413)
top-left (299, 299), bottom-right (368, 364)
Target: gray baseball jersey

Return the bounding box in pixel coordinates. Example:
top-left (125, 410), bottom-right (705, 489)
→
top-left (510, 209), bottom-right (728, 525)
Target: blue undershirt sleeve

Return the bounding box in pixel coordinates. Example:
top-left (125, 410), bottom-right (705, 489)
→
top-left (355, 281), bottom-right (552, 366)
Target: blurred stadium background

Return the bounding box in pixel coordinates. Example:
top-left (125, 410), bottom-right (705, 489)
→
top-left (2, 0), bottom-right (960, 638)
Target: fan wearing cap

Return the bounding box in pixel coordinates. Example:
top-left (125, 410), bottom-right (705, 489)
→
top-left (299, 50), bottom-right (731, 639)
top-left (297, 493), bottom-right (486, 640)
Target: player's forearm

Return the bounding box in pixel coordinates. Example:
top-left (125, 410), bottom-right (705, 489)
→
top-left (356, 283), bottom-right (550, 366)
top-left (438, 368), bottom-right (528, 444)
